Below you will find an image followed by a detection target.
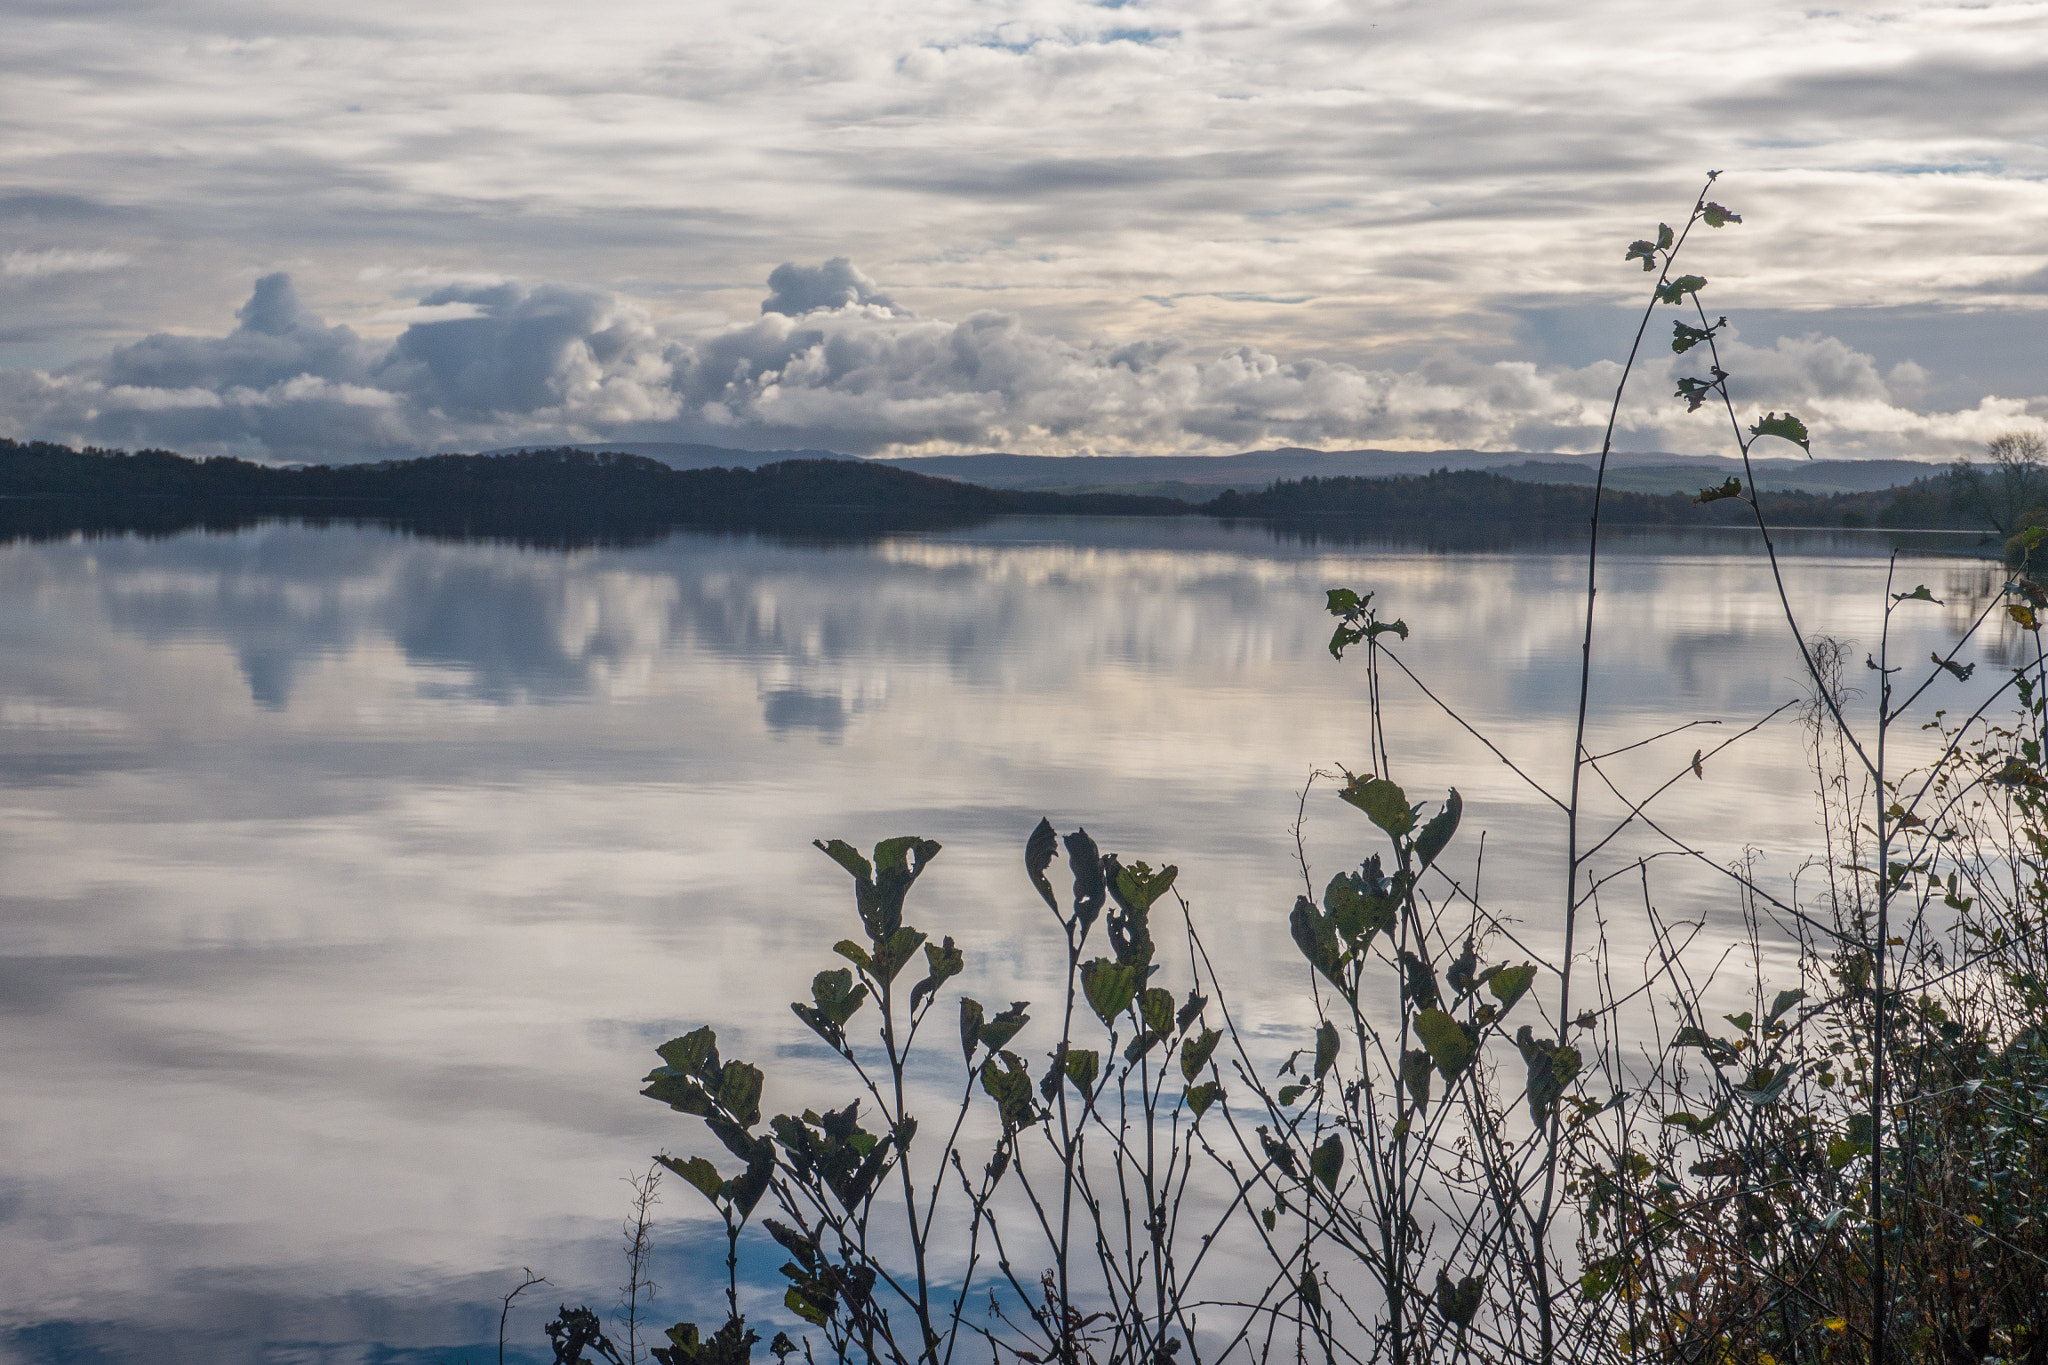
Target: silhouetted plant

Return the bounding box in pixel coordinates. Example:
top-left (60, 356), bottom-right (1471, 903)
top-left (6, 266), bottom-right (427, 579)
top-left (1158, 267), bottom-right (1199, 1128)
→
top-left (620, 1160), bottom-right (666, 1363)
top-left (547, 1305), bottom-right (628, 1365)
top-left (635, 826), bottom-right (1238, 1365)
top-left (606, 175), bottom-right (2047, 1365)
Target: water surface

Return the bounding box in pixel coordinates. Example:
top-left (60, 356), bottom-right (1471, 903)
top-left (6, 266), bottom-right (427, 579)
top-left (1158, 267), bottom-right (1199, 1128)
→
top-left (0, 516), bottom-right (2008, 1361)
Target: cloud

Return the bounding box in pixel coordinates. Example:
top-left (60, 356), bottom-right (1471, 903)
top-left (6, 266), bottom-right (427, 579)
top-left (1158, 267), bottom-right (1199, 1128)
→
top-left (2, 0), bottom-right (2046, 440)
top-left (761, 258), bottom-right (903, 317)
top-left (3, 248), bottom-right (131, 278)
top-left (3, 263), bottom-right (2042, 462)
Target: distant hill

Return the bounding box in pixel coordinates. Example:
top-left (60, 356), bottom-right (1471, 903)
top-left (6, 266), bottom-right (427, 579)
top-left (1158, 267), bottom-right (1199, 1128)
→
top-left (1495, 458), bottom-right (1939, 496)
top-left (875, 448), bottom-right (1947, 498)
top-left (0, 438), bottom-right (1983, 544)
top-left (1203, 468), bottom-right (1974, 530)
top-left (480, 439), bottom-right (1951, 498)
top-left (0, 440), bottom-right (1190, 543)
top-left (485, 441), bottom-right (845, 470)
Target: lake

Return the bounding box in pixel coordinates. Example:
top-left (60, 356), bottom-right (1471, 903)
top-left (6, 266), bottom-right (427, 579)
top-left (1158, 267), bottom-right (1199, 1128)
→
top-left (0, 514), bottom-right (2011, 1362)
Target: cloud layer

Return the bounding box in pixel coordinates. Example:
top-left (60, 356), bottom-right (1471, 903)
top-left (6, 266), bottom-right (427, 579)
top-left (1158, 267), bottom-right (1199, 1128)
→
top-left (2, 263), bottom-right (2041, 462)
top-left (1, 0), bottom-right (2046, 459)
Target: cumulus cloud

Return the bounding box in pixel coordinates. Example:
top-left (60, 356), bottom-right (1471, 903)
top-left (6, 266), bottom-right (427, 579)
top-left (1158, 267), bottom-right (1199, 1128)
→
top-left (761, 258), bottom-right (904, 318)
top-left (2, 263), bottom-right (2042, 463)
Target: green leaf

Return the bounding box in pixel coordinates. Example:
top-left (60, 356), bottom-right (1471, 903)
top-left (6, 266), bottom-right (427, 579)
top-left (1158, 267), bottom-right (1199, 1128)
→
top-left (660, 1154), bottom-right (729, 1204)
top-left (1114, 862), bottom-right (1178, 914)
top-left (641, 1070), bottom-right (715, 1116)
top-left (1339, 773), bottom-right (1415, 838)
top-left (1186, 1081), bottom-right (1222, 1117)
top-left (1324, 865), bottom-right (1396, 945)
top-left (1140, 987), bottom-right (1175, 1038)
top-left (812, 968), bottom-right (869, 1026)
top-left (959, 997), bottom-right (985, 1062)
top-left (1514, 1027), bottom-right (1581, 1124)
top-left (979, 1051), bottom-right (1040, 1131)
top-left (1748, 411), bottom-right (1810, 453)
top-left (1413, 790), bottom-right (1461, 867)
top-left (1655, 274), bottom-right (1707, 304)
top-left (1415, 1008), bottom-right (1476, 1079)
top-left (795, 970), bottom-right (868, 1048)
top-left (1314, 1020), bottom-right (1340, 1079)
top-left (1733, 1064), bottom-right (1793, 1106)
top-left (1399, 951), bottom-right (1440, 1011)
top-left (657, 1026), bottom-right (720, 1077)
top-left (909, 935), bottom-right (964, 1013)
top-left (1662, 1106), bottom-right (1725, 1136)
top-left (716, 1061), bottom-right (764, 1127)
top-left (1181, 1027), bottom-right (1222, 1080)
top-left (1700, 201), bottom-right (1741, 228)
top-left (979, 1000), bottom-right (1031, 1052)
top-left (1930, 652), bottom-right (1976, 683)
top-left (813, 839), bottom-right (871, 884)
top-left (1400, 1055), bottom-right (1433, 1113)
top-left (1893, 584), bottom-right (1939, 604)
top-left (1580, 1258), bottom-right (1620, 1300)
top-left (1624, 239), bottom-right (1658, 271)
top-left (1672, 1024), bottom-right (1740, 1064)
top-left (1325, 587), bottom-right (1362, 615)
top-left (1694, 476), bottom-right (1743, 504)
top-left (1328, 616), bottom-right (1408, 661)
top-left (1487, 964), bottom-right (1537, 1014)
top-left (1671, 316), bottom-right (1726, 355)
top-left (1656, 222), bottom-right (1674, 250)
top-left (870, 926), bottom-right (927, 986)
top-left (1025, 817), bottom-right (1060, 913)
top-left (1765, 988), bottom-right (1805, 1026)
top-left (1289, 896), bottom-right (1347, 988)
top-left (1447, 940), bottom-right (1479, 997)
top-left (1310, 1134), bottom-right (1343, 1192)
top-left (784, 1286), bottom-right (830, 1327)
top-left (1063, 1047), bottom-right (1100, 1094)
top-left (1081, 959), bottom-right (1141, 1024)
top-left (1674, 375), bottom-right (1721, 412)
top-left (1277, 1083), bottom-right (1307, 1106)
top-left (1990, 755), bottom-right (2046, 788)
top-left (818, 835), bottom-right (941, 945)
top-left (1434, 1269), bottom-right (1484, 1330)
top-left (1066, 830), bottom-right (1104, 934)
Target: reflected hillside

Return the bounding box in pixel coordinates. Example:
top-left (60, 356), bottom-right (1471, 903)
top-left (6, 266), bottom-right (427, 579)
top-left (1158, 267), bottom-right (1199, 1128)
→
top-left (0, 496), bottom-right (1027, 551)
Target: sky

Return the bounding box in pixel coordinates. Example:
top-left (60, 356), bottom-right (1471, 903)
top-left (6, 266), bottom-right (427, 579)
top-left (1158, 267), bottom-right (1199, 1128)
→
top-left (0, 0), bottom-right (2044, 464)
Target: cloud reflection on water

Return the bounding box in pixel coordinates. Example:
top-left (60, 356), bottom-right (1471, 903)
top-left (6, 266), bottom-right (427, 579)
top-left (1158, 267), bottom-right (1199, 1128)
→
top-left (0, 517), bottom-right (2008, 1361)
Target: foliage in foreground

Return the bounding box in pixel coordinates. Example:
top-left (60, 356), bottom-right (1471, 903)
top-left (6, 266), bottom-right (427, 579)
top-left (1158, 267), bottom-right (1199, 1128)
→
top-left (523, 179), bottom-right (2048, 1365)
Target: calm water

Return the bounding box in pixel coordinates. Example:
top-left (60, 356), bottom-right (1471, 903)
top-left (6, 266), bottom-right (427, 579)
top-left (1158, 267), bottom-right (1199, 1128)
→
top-left (0, 516), bottom-right (2010, 1362)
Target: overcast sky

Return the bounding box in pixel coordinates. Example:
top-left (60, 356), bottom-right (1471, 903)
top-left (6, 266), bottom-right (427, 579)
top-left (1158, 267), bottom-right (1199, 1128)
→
top-left (1, 0), bottom-right (2043, 462)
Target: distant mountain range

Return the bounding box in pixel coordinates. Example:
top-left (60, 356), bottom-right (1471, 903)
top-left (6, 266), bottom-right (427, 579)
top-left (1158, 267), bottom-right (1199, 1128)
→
top-left (510, 442), bottom-right (1945, 498)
